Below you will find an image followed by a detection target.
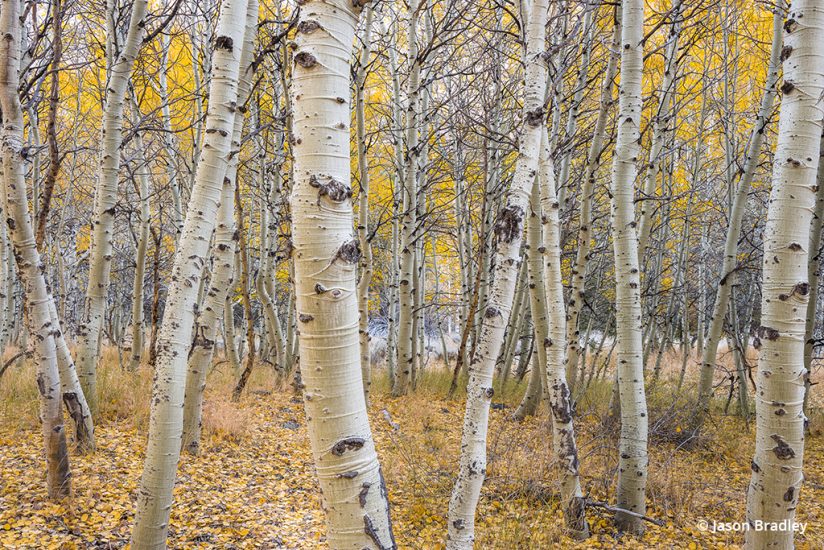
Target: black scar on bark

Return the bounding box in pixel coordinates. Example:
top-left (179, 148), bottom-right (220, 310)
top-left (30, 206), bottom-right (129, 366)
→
top-left (335, 238), bottom-right (361, 264)
top-left (756, 325), bottom-right (780, 341)
top-left (780, 81), bottom-right (795, 95)
top-left (294, 51), bottom-right (318, 68)
top-left (359, 482), bottom-right (372, 507)
top-left (331, 437), bottom-right (365, 456)
top-left (525, 107), bottom-right (544, 127)
top-left (337, 470), bottom-right (359, 479)
top-left (494, 205), bottom-right (525, 244)
top-left (485, 306), bottom-right (500, 319)
top-left (770, 434), bottom-right (796, 460)
top-left (550, 383), bottom-right (574, 424)
top-left (784, 18), bottom-right (797, 33)
top-left (780, 45), bottom-right (793, 61)
top-left (751, 460), bottom-right (760, 473)
top-left (297, 20), bottom-right (321, 34)
top-left (784, 486), bottom-right (795, 502)
top-left (376, 466), bottom-right (396, 546)
top-left (215, 36), bottom-right (233, 52)
top-left (363, 515), bottom-right (393, 550)
top-left (309, 174), bottom-right (352, 203)
top-left (298, 313), bottom-right (314, 323)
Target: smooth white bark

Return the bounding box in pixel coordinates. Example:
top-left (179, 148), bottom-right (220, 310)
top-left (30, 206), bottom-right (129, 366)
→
top-left (696, 5), bottom-right (785, 427)
top-left (75, 0), bottom-right (148, 415)
top-left (746, 3), bottom-right (824, 547)
top-left (609, 0), bottom-right (648, 534)
top-left (0, 0), bottom-right (71, 497)
top-left (447, 0), bottom-right (548, 545)
top-left (130, 0), bottom-right (254, 544)
top-left (290, 0), bottom-right (396, 546)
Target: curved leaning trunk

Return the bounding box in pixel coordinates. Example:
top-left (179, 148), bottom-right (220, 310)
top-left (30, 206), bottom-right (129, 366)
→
top-left (446, 0), bottom-right (548, 545)
top-left (130, 0), bottom-right (255, 545)
top-left (609, 0), bottom-right (648, 535)
top-left (0, 0), bottom-right (71, 498)
top-left (75, 0), bottom-right (148, 415)
top-left (49, 294), bottom-right (95, 452)
top-left (694, 5), bottom-right (784, 430)
top-left (289, 0), bottom-right (395, 547)
top-left (254, 117), bottom-right (287, 370)
top-left (181, 176), bottom-right (238, 455)
top-left (746, 3), bottom-right (824, 548)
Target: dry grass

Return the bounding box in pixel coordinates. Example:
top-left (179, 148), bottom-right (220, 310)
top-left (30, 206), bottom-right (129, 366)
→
top-left (0, 347), bottom-right (823, 548)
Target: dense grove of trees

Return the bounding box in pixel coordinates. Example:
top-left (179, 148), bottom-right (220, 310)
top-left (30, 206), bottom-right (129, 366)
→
top-left (1, 0), bottom-right (823, 547)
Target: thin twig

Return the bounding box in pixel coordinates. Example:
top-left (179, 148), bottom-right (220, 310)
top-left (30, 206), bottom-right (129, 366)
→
top-left (585, 499), bottom-right (666, 526)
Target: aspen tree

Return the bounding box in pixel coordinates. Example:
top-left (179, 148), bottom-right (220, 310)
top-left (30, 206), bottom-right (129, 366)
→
top-left (609, 0), bottom-right (648, 534)
top-left (127, 95), bottom-right (151, 371)
top-left (157, 33), bottom-right (184, 238)
top-left (255, 97), bottom-right (287, 369)
top-left (565, 12), bottom-right (620, 388)
top-left (513, 182), bottom-right (548, 422)
top-left (636, 0), bottom-right (684, 257)
top-left (0, 0), bottom-right (71, 497)
top-left (395, 0), bottom-right (423, 397)
top-left (695, 5), bottom-right (785, 429)
top-left (76, 0), bottom-right (148, 415)
top-left (356, 5), bottom-right (375, 405)
top-left (804, 133), bottom-right (824, 420)
top-left (289, 0), bottom-right (395, 546)
top-left (537, 129), bottom-right (588, 537)
top-left (130, 0), bottom-right (254, 544)
top-left (555, 5), bottom-right (596, 209)
top-left (447, 0), bottom-right (548, 544)
top-left (231, 183), bottom-right (258, 401)
top-left (746, 2), bottom-right (824, 547)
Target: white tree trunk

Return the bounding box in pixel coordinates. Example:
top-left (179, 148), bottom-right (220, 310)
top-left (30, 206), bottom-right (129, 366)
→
top-left (537, 130), bottom-right (588, 537)
top-left (130, 0), bottom-right (254, 545)
top-left (76, 0), bottom-right (148, 415)
top-left (447, 0), bottom-right (548, 545)
top-left (0, 0), bottom-right (71, 497)
top-left (804, 133), bottom-right (824, 418)
top-left (695, 5), bottom-right (784, 428)
top-left (181, 163), bottom-right (238, 455)
top-left (565, 12), bottom-right (620, 388)
top-left (128, 96), bottom-right (151, 371)
top-left (746, 3), bottom-right (824, 547)
top-left (289, 0), bottom-right (395, 547)
top-left (394, 0), bottom-right (422, 397)
top-left (609, 0), bottom-right (648, 534)
top-left (356, 5), bottom-right (375, 405)
top-left (157, 33), bottom-right (184, 239)
top-left (636, 0), bottom-right (684, 256)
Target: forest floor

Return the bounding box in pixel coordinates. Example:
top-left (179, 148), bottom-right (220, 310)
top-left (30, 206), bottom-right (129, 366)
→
top-left (1, 351), bottom-right (823, 549)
